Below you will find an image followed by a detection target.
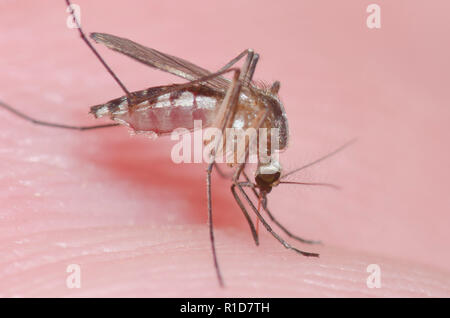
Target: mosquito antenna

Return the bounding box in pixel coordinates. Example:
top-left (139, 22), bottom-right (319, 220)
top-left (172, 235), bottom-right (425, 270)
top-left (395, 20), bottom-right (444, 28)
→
top-left (0, 100), bottom-right (119, 130)
top-left (281, 138), bottom-right (357, 179)
top-left (64, 0), bottom-right (132, 99)
top-left (279, 181), bottom-right (341, 190)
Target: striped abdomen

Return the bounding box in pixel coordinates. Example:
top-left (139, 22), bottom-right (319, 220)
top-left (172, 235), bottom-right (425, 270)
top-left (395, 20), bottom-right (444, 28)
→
top-left (90, 85), bottom-right (223, 135)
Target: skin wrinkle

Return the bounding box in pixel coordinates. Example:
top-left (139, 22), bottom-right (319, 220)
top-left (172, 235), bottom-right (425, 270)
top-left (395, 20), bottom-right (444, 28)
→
top-left (1, 1), bottom-right (450, 297)
top-left (1, 225), bottom-right (450, 297)
top-left (1, 227), bottom-right (195, 274)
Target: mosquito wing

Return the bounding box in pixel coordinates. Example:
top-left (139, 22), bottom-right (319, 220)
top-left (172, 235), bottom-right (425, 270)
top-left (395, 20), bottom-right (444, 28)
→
top-left (90, 32), bottom-right (230, 91)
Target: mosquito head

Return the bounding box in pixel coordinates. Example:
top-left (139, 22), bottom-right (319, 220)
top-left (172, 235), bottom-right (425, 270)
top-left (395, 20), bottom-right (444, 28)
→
top-left (255, 159), bottom-right (282, 194)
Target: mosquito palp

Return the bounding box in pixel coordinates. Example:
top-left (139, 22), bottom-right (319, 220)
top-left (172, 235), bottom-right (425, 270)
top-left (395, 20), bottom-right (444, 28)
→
top-left (64, 0), bottom-right (132, 99)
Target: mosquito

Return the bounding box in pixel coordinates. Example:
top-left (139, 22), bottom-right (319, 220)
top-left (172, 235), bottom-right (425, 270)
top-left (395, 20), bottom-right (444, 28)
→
top-left (0, 0), bottom-right (355, 287)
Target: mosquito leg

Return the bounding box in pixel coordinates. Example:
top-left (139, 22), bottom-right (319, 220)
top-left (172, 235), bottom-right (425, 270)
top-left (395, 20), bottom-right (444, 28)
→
top-left (231, 103), bottom-right (270, 183)
top-left (244, 54), bottom-right (259, 84)
top-left (212, 163), bottom-right (234, 180)
top-left (0, 100), bottom-right (119, 131)
top-left (206, 162), bottom-right (224, 287)
top-left (217, 49), bottom-right (259, 87)
top-left (236, 181), bottom-right (319, 257)
top-left (205, 54), bottom-right (259, 256)
top-left (64, 0), bottom-right (132, 99)
top-left (225, 101), bottom-right (270, 245)
top-left (241, 171), bottom-right (259, 197)
top-left (166, 50), bottom-right (252, 286)
top-left (230, 184), bottom-right (259, 246)
top-left (203, 54), bottom-right (267, 284)
top-left (217, 49), bottom-right (254, 74)
top-left (260, 197), bottom-right (322, 244)
top-left (204, 66), bottom-right (244, 287)
top-left (240, 171), bottom-right (322, 245)
top-left (1, 0), bottom-right (131, 131)
top-left (203, 55), bottom-right (262, 284)
top-left (233, 179), bottom-right (319, 245)
top-left (214, 55), bottom-right (260, 177)
top-left (239, 52), bottom-right (258, 85)
top-left (226, 104), bottom-right (278, 248)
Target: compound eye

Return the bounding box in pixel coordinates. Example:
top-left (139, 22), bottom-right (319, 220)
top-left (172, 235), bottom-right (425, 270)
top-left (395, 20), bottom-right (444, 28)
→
top-left (255, 159), bottom-right (282, 192)
top-left (255, 172), bottom-right (281, 193)
top-left (260, 172), bottom-right (280, 185)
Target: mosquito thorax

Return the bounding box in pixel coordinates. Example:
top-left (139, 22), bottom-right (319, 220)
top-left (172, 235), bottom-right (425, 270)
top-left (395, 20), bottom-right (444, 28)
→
top-left (255, 159), bottom-right (282, 193)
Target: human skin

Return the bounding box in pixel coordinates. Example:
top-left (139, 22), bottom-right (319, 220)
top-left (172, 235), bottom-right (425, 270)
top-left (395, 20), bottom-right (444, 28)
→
top-left (1, 0), bottom-right (449, 297)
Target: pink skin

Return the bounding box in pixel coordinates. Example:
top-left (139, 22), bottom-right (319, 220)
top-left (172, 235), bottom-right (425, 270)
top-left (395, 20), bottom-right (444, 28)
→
top-left (1, 1), bottom-right (450, 297)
